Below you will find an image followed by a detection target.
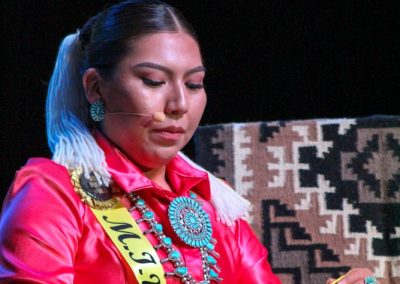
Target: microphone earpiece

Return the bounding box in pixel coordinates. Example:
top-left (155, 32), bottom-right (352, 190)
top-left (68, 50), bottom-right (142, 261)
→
top-left (152, 112), bottom-right (166, 122)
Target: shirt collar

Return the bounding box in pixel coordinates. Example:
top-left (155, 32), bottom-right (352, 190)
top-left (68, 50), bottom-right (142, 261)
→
top-left (93, 130), bottom-right (211, 200)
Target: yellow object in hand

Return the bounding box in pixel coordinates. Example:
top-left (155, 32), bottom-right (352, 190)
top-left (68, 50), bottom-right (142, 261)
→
top-left (331, 274), bottom-right (347, 284)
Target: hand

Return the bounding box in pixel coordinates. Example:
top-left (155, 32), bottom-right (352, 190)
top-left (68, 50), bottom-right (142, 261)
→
top-left (326, 268), bottom-right (377, 284)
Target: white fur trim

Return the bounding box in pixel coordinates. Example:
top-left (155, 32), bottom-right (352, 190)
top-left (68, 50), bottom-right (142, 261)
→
top-left (178, 152), bottom-right (251, 226)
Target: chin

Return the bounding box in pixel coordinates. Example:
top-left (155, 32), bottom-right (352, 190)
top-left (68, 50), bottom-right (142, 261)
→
top-left (137, 137), bottom-right (190, 168)
top-left (157, 147), bottom-right (181, 162)
top-left (142, 147), bottom-right (181, 167)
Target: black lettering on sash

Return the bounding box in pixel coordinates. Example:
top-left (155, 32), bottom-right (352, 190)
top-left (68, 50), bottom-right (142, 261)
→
top-left (129, 251), bottom-right (157, 264)
top-left (139, 269), bottom-right (161, 284)
top-left (102, 215), bottom-right (141, 244)
top-left (102, 215), bottom-right (162, 282)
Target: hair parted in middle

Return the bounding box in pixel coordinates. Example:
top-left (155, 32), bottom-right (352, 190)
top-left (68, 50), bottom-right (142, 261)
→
top-left (79, 0), bottom-right (199, 79)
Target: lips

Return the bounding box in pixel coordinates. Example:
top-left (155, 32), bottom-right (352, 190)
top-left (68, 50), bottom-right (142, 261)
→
top-left (151, 125), bottom-right (185, 142)
top-left (154, 126), bottom-right (185, 134)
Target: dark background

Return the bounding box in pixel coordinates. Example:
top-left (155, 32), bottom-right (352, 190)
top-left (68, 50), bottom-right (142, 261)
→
top-left (1, 1), bottom-right (399, 202)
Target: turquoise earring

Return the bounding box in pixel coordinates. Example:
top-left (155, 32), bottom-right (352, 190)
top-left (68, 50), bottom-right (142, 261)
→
top-left (90, 100), bottom-right (105, 122)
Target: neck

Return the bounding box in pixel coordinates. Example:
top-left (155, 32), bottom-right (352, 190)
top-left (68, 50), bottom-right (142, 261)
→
top-left (143, 166), bottom-right (172, 192)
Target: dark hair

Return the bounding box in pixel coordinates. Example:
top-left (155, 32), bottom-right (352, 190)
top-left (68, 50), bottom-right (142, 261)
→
top-left (79, 0), bottom-right (198, 78)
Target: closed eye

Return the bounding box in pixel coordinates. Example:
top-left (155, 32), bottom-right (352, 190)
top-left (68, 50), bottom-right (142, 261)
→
top-left (186, 82), bottom-right (204, 90)
top-left (141, 77), bottom-right (165, 87)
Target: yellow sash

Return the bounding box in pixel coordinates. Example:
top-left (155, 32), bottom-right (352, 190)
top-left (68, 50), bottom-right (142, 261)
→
top-left (91, 203), bottom-right (166, 284)
top-left (70, 168), bottom-right (165, 283)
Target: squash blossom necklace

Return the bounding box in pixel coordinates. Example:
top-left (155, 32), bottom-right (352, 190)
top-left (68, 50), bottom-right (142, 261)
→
top-left (127, 192), bottom-right (222, 283)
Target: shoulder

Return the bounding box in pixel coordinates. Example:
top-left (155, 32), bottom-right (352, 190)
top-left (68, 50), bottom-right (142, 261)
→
top-left (18, 157), bottom-right (68, 177)
top-left (1, 157), bottom-right (85, 240)
top-left (4, 157), bottom-right (81, 212)
top-left (0, 158), bottom-right (86, 277)
top-left (7, 158), bottom-right (70, 196)
top-left (14, 157), bottom-right (69, 182)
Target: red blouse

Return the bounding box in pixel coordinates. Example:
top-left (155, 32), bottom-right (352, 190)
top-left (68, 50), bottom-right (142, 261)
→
top-left (0, 133), bottom-right (281, 284)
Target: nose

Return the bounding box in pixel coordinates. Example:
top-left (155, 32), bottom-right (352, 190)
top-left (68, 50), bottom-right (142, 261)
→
top-left (165, 82), bottom-right (188, 117)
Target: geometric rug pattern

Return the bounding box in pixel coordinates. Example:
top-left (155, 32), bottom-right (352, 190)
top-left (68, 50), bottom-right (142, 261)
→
top-left (194, 116), bottom-right (400, 284)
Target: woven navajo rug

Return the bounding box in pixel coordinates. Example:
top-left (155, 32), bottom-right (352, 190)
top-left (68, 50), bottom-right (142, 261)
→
top-left (194, 116), bottom-right (400, 284)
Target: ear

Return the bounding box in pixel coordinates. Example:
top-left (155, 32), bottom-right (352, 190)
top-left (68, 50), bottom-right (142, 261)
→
top-left (82, 68), bottom-right (103, 104)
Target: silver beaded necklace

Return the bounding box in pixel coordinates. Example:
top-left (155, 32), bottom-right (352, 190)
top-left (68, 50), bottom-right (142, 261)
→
top-left (127, 192), bottom-right (223, 283)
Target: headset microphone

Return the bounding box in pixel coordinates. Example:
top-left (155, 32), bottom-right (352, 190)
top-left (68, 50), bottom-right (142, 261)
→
top-left (152, 112), bottom-right (166, 122)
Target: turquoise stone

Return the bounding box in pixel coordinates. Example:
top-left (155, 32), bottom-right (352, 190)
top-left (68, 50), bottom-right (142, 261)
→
top-left (136, 199), bottom-right (145, 207)
top-left (189, 192), bottom-right (197, 199)
top-left (169, 250), bottom-right (180, 260)
top-left (153, 223), bottom-right (163, 233)
top-left (206, 255), bottom-right (217, 265)
top-left (175, 267), bottom-right (188, 276)
top-left (364, 277), bottom-right (377, 284)
top-left (143, 211), bottom-right (154, 220)
top-left (206, 243), bottom-right (215, 251)
top-left (162, 237), bottom-right (172, 247)
top-left (209, 269), bottom-right (218, 279)
top-left (188, 215), bottom-right (196, 225)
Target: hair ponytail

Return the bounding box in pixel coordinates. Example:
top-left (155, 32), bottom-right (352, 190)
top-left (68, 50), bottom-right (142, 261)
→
top-left (46, 31), bottom-right (110, 186)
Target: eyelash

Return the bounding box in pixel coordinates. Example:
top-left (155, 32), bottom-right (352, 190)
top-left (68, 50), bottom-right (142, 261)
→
top-left (141, 78), bottom-right (164, 87)
top-left (186, 82), bottom-right (204, 90)
top-left (142, 78), bottom-right (204, 90)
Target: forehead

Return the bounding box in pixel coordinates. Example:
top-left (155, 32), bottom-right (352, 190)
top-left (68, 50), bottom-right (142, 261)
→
top-left (122, 32), bottom-right (203, 68)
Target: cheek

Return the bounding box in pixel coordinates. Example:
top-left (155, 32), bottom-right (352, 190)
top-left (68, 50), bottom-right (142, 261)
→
top-left (189, 94), bottom-right (207, 128)
top-left (196, 93), bottom-right (207, 117)
top-left (104, 81), bottom-right (143, 111)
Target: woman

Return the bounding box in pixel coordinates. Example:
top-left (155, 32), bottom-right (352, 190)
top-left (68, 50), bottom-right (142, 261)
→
top-left (0, 1), bottom-right (376, 283)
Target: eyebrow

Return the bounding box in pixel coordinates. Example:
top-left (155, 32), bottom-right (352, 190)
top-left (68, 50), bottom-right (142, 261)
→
top-left (132, 62), bottom-right (206, 76)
